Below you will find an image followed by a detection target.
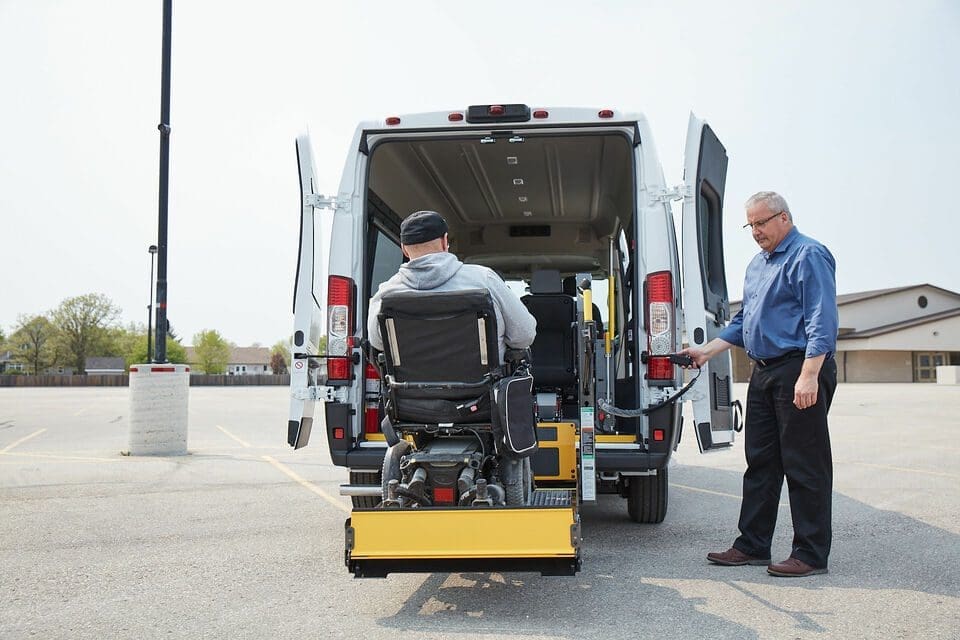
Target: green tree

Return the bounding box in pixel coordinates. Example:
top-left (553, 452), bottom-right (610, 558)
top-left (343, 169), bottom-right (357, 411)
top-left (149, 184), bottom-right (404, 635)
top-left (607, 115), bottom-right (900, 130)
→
top-left (50, 293), bottom-right (121, 374)
top-left (10, 315), bottom-right (57, 375)
top-left (270, 339), bottom-right (290, 374)
top-left (192, 329), bottom-right (231, 374)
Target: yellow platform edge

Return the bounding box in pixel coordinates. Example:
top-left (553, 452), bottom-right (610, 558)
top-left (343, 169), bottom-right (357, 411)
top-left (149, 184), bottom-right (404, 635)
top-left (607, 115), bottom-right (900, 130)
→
top-left (348, 504), bottom-right (579, 560)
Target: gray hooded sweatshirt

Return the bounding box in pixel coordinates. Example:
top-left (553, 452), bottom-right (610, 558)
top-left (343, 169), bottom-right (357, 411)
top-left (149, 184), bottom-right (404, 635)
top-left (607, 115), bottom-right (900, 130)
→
top-left (367, 252), bottom-right (537, 361)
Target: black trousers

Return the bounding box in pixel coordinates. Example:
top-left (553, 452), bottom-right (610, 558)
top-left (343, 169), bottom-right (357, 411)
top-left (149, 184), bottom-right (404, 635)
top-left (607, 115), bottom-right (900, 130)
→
top-left (733, 356), bottom-right (837, 568)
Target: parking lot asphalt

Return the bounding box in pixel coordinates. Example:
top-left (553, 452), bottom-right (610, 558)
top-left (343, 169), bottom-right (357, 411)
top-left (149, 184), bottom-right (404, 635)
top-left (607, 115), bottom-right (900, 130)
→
top-left (1, 383), bottom-right (958, 640)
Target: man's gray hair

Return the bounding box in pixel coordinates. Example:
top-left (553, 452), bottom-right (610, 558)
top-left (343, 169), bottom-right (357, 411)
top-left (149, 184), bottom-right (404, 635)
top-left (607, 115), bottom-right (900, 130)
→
top-left (745, 191), bottom-right (792, 221)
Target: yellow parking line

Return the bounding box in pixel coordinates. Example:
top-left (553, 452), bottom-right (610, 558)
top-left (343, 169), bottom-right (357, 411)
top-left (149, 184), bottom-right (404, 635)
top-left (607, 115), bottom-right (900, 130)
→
top-left (262, 455), bottom-right (350, 514)
top-left (673, 483), bottom-right (788, 508)
top-left (845, 461), bottom-right (960, 480)
top-left (1, 429), bottom-right (46, 453)
top-left (216, 425), bottom-right (251, 448)
top-left (73, 407), bottom-right (89, 417)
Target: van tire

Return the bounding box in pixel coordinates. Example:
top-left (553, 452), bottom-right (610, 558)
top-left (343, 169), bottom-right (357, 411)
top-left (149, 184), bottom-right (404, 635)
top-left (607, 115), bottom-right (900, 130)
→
top-left (349, 471), bottom-right (381, 509)
top-left (627, 467), bottom-right (668, 523)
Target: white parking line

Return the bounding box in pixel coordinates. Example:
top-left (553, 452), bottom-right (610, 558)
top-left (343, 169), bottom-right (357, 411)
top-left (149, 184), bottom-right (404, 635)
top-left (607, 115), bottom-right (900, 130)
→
top-left (1, 428), bottom-right (46, 453)
top-left (262, 455), bottom-right (350, 514)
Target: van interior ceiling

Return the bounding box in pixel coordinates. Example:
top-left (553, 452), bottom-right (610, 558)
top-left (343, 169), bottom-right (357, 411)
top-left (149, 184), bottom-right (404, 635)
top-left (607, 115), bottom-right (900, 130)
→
top-left (366, 132), bottom-right (635, 279)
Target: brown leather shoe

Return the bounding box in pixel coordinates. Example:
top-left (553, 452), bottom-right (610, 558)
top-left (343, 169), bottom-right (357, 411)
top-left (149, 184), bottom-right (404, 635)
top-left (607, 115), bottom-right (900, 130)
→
top-left (767, 557), bottom-right (828, 577)
top-left (707, 547), bottom-right (771, 566)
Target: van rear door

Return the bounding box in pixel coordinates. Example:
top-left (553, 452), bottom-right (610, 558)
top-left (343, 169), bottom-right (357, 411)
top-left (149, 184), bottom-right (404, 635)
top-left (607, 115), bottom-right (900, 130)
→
top-left (680, 114), bottom-right (736, 452)
top-left (288, 134), bottom-right (326, 449)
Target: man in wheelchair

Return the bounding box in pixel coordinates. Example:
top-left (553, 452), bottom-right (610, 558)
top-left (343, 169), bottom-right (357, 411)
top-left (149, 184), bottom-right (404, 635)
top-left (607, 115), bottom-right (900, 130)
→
top-left (366, 211), bottom-right (538, 509)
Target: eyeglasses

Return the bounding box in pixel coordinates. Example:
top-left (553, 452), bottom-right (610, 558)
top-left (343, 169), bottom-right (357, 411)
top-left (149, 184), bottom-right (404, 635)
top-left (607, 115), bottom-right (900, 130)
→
top-left (742, 211), bottom-right (783, 231)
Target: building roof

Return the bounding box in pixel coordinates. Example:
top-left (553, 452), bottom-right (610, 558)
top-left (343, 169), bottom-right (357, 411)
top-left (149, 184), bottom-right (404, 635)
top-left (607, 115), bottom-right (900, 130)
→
top-left (184, 346), bottom-right (271, 365)
top-left (838, 307), bottom-right (960, 339)
top-left (84, 357), bottom-right (126, 371)
top-left (228, 346), bottom-right (271, 365)
top-left (835, 283), bottom-right (960, 306)
top-left (732, 283), bottom-right (960, 308)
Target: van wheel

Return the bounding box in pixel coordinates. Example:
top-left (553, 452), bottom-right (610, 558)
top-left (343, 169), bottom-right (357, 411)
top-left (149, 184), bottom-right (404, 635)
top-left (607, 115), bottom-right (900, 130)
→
top-left (627, 467), bottom-right (668, 523)
top-left (349, 471), bottom-right (381, 508)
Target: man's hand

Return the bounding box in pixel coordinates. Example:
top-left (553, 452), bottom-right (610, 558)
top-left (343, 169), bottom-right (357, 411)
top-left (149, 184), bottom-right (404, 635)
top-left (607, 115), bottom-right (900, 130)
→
top-left (794, 354), bottom-right (826, 409)
top-left (677, 347), bottom-right (708, 369)
top-left (677, 338), bottom-right (734, 369)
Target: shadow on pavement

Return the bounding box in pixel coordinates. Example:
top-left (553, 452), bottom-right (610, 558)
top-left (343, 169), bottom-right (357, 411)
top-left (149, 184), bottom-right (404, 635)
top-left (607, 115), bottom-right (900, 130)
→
top-left (377, 465), bottom-right (959, 639)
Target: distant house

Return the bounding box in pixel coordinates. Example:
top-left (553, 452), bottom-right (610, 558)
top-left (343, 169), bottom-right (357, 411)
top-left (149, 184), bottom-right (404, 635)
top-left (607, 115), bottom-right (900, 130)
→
top-left (729, 284), bottom-right (960, 383)
top-left (84, 357), bottom-right (126, 375)
top-left (0, 350), bottom-right (25, 373)
top-left (184, 345), bottom-right (274, 375)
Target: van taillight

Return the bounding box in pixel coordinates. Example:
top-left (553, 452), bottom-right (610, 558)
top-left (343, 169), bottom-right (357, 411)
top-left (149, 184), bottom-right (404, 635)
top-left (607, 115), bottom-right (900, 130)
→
top-left (327, 275), bottom-right (354, 357)
top-left (364, 363), bottom-right (381, 434)
top-left (327, 358), bottom-right (351, 381)
top-left (646, 271), bottom-right (674, 380)
top-left (326, 275), bottom-right (355, 382)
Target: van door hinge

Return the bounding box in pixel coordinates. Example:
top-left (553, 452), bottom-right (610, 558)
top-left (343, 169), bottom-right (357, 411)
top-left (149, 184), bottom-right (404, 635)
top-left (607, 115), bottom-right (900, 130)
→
top-left (654, 184), bottom-right (693, 203)
top-left (292, 385), bottom-right (347, 402)
top-left (306, 194), bottom-right (338, 209)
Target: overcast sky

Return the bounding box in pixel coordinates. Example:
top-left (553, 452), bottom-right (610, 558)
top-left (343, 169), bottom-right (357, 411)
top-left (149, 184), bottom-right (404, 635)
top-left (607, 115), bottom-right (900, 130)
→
top-left (1, 1), bottom-right (958, 347)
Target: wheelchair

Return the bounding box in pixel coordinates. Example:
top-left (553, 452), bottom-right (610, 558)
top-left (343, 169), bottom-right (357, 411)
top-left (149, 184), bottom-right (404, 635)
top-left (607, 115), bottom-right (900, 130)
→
top-left (374, 289), bottom-right (538, 509)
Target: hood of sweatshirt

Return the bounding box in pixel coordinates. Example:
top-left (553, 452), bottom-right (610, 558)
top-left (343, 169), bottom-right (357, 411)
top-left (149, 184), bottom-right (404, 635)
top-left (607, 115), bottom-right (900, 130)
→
top-left (397, 252), bottom-right (463, 290)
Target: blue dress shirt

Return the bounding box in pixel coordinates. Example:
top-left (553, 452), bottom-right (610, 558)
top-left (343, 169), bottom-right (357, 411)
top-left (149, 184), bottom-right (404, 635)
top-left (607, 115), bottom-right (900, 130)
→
top-left (719, 227), bottom-right (838, 360)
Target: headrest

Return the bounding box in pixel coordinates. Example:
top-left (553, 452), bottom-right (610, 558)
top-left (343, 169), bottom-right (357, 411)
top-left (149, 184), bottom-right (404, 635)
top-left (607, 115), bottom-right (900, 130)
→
top-left (529, 269), bottom-right (563, 294)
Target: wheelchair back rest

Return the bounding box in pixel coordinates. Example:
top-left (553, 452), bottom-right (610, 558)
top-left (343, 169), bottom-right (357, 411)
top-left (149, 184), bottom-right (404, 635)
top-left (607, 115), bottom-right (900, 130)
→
top-left (522, 270), bottom-right (577, 389)
top-left (378, 289), bottom-right (501, 384)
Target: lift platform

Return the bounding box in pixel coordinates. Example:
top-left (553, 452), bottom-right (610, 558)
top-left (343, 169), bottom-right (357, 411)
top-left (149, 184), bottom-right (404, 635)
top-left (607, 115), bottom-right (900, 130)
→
top-left (346, 489), bottom-right (579, 578)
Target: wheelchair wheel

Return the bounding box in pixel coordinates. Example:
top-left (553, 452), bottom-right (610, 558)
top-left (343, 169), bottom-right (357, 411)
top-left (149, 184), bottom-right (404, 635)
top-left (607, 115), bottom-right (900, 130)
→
top-left (381, 440), bottom-right (412, 501)
top-left (504, 457), bottom-right (533, 506)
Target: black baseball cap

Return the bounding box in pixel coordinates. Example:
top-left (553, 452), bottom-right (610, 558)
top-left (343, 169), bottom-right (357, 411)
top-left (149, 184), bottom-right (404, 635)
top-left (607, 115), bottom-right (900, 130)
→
top-left (400, 210), bottom-right (448, 245)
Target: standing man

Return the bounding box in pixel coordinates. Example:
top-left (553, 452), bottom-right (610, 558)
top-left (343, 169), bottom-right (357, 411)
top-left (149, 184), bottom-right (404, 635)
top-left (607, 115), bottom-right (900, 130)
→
top-left (681, 191), bottom-right (838, 577)
top-left (367, 210), bottom-right (537, 361)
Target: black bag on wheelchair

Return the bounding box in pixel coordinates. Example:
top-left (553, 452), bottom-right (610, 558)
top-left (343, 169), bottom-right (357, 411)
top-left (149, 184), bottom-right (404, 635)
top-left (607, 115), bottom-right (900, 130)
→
top-left (491, 374), bottom-right (537, 457)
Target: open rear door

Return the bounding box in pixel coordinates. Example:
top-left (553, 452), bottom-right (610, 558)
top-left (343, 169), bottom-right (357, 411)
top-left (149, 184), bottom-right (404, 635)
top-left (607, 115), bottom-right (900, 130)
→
top-left (288, 134), bottom-right (326, 449)
top-left (681, 114), bottom-right (735, 452)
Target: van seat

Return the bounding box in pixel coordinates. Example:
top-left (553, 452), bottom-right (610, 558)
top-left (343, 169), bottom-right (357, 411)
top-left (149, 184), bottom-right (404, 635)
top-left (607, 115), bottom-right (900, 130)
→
top-left (522, 270), bottom-right (577, 389)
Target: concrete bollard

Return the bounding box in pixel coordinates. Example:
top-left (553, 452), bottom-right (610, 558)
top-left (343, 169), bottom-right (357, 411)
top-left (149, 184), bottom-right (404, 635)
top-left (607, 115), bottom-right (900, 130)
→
top-left (128, 363), bottom-right (190, 455)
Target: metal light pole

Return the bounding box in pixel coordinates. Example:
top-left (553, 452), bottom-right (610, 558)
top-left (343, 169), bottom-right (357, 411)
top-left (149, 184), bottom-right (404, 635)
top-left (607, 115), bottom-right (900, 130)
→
top-left (147, 244), bottom-right (158, 362)
top-left (154, 0), bottom-right (172, 363)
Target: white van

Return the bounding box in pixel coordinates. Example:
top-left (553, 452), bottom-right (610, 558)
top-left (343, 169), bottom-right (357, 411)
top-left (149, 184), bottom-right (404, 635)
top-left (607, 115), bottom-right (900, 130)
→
top-left (288, 104), bottom-right (735, 574)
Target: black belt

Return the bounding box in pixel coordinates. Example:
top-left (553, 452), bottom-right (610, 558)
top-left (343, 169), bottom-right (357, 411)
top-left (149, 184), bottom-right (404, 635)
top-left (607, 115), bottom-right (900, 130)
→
top-left (751, 350), bottom-right (805, 368)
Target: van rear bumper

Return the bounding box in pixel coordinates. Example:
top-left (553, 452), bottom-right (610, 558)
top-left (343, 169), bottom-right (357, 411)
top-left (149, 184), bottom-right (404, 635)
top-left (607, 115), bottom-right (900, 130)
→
top-left (596, 450), bottom-right (671, 472)
top-left (331, 446), bottom-right (386, 469)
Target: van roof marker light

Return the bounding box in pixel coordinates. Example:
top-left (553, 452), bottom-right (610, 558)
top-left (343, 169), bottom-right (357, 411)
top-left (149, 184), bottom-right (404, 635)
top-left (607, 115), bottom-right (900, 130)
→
top-left (488, 104), bottom-right (505, 115)
top-left (533, 109), bottom-right (549, 119)
top-left (507, 157), bottom-right (518, 165)
top-left (598, 109), bottom-right (614, 118)
top-left (385, 116), bottom-right (401, 125)
top-left (448, 112), bottom-right (464, 122)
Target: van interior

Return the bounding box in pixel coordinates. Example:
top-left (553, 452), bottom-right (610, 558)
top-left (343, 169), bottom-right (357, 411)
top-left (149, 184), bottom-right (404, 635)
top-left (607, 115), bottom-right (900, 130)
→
top-left (364, 130), bottom-right (640, 432)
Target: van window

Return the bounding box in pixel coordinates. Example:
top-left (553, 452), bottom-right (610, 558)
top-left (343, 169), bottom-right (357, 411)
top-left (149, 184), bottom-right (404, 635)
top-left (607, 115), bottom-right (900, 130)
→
top-left (369, 229), bottom-right (402, 295)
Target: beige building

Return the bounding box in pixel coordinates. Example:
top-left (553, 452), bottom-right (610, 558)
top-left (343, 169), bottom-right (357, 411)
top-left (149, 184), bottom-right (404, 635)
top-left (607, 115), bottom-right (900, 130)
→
top-left (729, 284), bottom-right (960, 382)
top-left (185, 345), bottom-right (274, 375)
